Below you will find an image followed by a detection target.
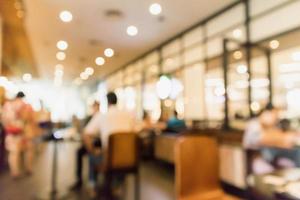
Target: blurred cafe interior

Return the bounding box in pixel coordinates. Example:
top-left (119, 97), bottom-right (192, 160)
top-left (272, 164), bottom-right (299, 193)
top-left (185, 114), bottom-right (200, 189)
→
top-left (1, 0), bottom-right (300, 200)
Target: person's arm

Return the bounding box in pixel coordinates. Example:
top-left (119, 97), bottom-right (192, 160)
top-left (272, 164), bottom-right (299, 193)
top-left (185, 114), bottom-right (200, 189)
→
top-left (260, 129), bottom-right (295, 149)
top-left (83, 113), bottom-right (101, 153)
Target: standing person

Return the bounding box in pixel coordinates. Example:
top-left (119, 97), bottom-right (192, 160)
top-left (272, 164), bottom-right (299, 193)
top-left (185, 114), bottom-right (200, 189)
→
top-left (21, 103), bottom-right (37, 175)
top-left (2, 92), bottom-right (27, 178)
top-left (69, 101), bottom-right (100, 190)
top-left (0, 86), bottom-right (7, 171)
top-left (83, 92), bottom-right (136, 197)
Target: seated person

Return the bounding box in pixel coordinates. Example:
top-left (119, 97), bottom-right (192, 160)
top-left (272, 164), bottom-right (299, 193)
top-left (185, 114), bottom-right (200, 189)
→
top-left (165, 111), bottom-right (187, 133)
top-left (83, 92), bottom-right (136, 197)
top-left (243, 104), bottom-right (300, 173)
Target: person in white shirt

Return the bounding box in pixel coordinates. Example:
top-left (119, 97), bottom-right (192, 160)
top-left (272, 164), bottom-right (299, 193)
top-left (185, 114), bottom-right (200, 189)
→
top-left (83, 92), bottom-right (136, 194)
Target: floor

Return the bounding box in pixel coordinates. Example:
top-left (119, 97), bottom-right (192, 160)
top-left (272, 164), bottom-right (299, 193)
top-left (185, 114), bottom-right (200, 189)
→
top-left (0, 142), bottom-right (175, 200)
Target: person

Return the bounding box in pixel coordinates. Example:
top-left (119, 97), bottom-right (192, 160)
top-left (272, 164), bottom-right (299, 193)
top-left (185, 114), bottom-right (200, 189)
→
top-left (243, 103), bottom-right (300, 172)
top-left (165, 110), bottom-right (187, 133)
top-left (70, 101), bottom-right (100, 190)
top-left (2, 92), bottom-right (30, 178)
top-left (83, 92), bottom-right (136, 197)
top-left (0, 86), bottom-right (6, 171)
top-left (21, 102), bottom-right (37, 175)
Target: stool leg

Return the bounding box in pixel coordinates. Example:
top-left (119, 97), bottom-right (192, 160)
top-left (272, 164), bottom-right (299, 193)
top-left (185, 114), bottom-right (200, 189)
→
top-left (134, 172), bottom-right (140, 200)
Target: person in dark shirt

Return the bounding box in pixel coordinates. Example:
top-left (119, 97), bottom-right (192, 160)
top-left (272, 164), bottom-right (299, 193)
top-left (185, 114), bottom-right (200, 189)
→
top-left (70, 101), bottom-right (100, 190)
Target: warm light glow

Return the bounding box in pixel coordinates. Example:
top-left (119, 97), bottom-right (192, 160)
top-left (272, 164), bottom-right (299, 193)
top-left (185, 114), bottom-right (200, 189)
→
top-left (232, 29), bottom-right (242, 39)
top-left (95, 57), bottom-right (105, 66)
top-left (126, 26), bottom-right (138, 36)
top-left (104, 48), bottom-right (114, 57)
top-left (17, 10), bottom-right (24, 18)
top-left (251, 102), bottom-right (260, 112)
top-left (236, 64), bottom-right (248, 74)
top-left (149, 3), bottom-right (162, 15)
top-left (59, 10), bottom-right (73, 22)
top-left (56, 40), bottom-right (68, 51)
top-left (80, 72), bottom-right (89, 80)
top-left (85, 67), bottom-right (94, 76)
top-left (233, 51), bottom-right (243, 60)
top-left (269, 40), bottom-right (280, 49)
top-left (56, 52), bottom-right (66, 61)
top-left (23, 73), bottom-right (32, 82)
top-left (292, 52), bottom-right (300, 61)
top-left (156, 75), bottom-right (172, 100)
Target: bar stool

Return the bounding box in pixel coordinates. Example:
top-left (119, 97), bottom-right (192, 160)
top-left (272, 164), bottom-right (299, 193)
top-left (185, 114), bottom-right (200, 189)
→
top-left (175, 136), bottom-right (239, 200)
top-left (104, 132), bottom-right (140, 200)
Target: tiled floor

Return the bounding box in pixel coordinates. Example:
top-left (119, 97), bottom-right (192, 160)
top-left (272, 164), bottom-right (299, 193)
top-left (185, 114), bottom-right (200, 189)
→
top-left (0, 142), bottom-right (175, 200)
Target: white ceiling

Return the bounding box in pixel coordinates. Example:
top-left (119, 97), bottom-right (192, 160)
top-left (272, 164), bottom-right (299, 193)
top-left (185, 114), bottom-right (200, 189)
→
top-left (24, 0), bottom-right (234, 82)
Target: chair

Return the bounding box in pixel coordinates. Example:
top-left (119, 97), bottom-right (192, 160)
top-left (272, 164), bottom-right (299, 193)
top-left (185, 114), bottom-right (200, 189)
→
top-left (175, 136), bottom-right (239, 200)
top-left (104, 132), bottom-right (140, 200)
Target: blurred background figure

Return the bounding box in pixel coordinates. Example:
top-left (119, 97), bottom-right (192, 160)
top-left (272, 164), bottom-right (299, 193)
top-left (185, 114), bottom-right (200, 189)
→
top-left (2, 92), bottom-right (33, 178)
top-left (0, 86), bottom-right (7, 171)
top-left (70, 101), bottom-right (100, 191)
top-left (243, 103), bottom-right (300, 174)
top-left (165, 111), bottom-right (187, 133)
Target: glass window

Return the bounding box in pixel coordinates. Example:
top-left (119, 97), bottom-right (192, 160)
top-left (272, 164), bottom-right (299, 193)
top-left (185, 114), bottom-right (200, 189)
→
top-left (250, 1), bottom-right (300, 42)
top-left (183, 45), bottom-right (204, 66)
top-left (162, 39), bottom-right (181, 58)
top-left (183, 26), bottom-right (204, 48)
top-left (162, 54), bottom-right (182, 73)
top-left (250, 0), bottom-right (291, 17)
top-left (183, 63), bottom-right (206, 120)
top-left (206, 4), bottom-right (244, 37)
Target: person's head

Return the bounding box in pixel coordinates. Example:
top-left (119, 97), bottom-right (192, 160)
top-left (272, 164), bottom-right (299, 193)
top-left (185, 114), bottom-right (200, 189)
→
top-left (259, 103), bottom-right (278, 127)
top-left (173, 110), bottom-right (178, 118)
top-left (92, 101), bottom-right (100, 113)
top-left (143, 110), bottom-right (150, 120)
top-left (16, 91), bottom-right (25, 99)
top-left (106, 92), bottom-right (117, 106)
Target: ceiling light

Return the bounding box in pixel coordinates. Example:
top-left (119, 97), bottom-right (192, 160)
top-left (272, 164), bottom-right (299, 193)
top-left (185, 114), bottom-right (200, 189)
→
top-left (126, 26), bottom-right (138, 36)
top-left (232, 29), bottom-right (242, 39)
top-left (85, 67), bottom-right (94, 76)
top-left (233, 51), bottom-right (243, 60)
top-left (95, 57), bottom-right (105, 66)
top-left (236, 64), bottom-right (248, 74)
top-left (104, 48), bottom-right (114, 57)
top-left (56, 40), bottom-right (68, 51)
top-left (59, 10), bottom-right (73, 22)
top-left (22, 73), bottom-right (32, 82)
top-left (269, 40), bottom-right (280, 49)
top-left (55, 64), bottom-right (64, 70)
top-left (80, 72), bottom-right (89, 80)
top-left (292, 52), bottom-right (300, 61)
top-left (56, 52), bottom-right (66, 61)
top-left (149, 3), bottom-right (162, 15)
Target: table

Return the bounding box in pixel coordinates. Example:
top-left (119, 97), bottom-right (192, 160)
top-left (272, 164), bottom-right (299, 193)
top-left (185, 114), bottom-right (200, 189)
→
top-left (248, 168), bottom-right (300, 200)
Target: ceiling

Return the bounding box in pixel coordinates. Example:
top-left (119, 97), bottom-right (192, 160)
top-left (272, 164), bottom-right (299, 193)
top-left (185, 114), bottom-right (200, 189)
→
top-left (23, 0), bottom-right (235, 82)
